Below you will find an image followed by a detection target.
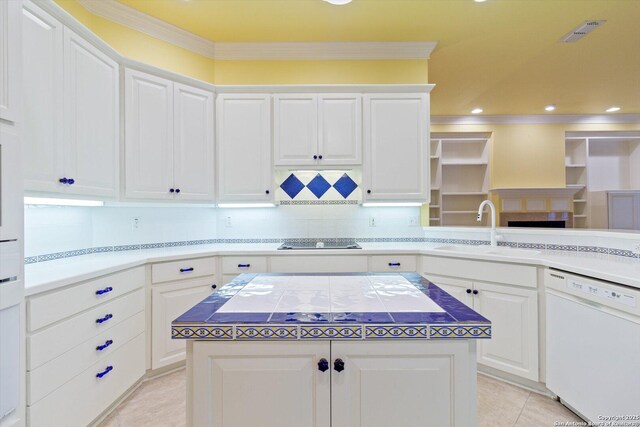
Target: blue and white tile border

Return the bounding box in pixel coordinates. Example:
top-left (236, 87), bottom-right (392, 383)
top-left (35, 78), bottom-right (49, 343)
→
top-left (171, 323), bottom-right (490, 341)
top-left (25, 236), bottom-right (640, 264)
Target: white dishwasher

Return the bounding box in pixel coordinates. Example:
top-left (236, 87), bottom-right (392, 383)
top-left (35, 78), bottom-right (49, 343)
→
top-left (545, 269), bottom-right (640, 423)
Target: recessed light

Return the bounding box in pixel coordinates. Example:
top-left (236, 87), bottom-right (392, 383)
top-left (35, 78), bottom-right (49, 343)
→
top-left (474, 0), bottom-right (487, 2)
top-left (545, 105), bottom-right (556, 112)
top-left (322, 0), bottom-right (352, 5)
top-left (606, 106), bottom-right (621, 113)
top-left (471, 108), bottom-right (483, 114)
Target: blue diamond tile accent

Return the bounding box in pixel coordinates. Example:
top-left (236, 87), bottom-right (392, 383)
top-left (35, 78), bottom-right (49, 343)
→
top-left (306, 174), bottom-right (331, 199)
top-left (332, 173), bottom-right (358, 199)
top-left (280, 173), bottom-right (305, 199)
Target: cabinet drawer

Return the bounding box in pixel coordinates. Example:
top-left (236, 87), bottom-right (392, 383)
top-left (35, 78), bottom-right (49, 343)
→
top-left (369, 255), bottom-right (417, 272)
top-left (28, 333), bottom-right (145, 427)
top-left (28, 311), bottom-right (145, 405)
top-left (270, 255), bottom-right (368, 273)
top-left (28, 267), bottom-right (144, 331)
top-left (221, 256), bottom-right (268, 275)
top-left (28, 289), bottom-right (144, 370)
top-left (152, 256), bottom-right (216, 284)
top-left (421, 255), bottom-right (537, 288)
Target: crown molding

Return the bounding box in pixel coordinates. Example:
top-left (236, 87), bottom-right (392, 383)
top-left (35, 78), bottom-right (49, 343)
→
top-left (77, 0), bottom-right (436, 60)
top-left (431, 114), bottom-right (640, 125)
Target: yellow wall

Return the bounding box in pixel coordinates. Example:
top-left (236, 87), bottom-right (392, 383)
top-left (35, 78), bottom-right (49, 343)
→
top-left (213, 60), bottom-right (428, 85)
top-left (54, 0), bottom-right (428, 85)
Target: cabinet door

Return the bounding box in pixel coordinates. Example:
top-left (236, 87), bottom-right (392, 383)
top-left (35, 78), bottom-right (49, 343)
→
top-left (22, 1), bottom-right (65, 193)
top-left (0, 0), bottom-right (21, 122)
top-left (331, 340), bottom-right (476, 427)
top-left (63, 28), bottom-right (119, 198)
top-left (318, 94), bottom-right (362, 165)
top-left (173, 83), bottom-right (215, 201)
top-left (152, 276), bottom-right (216, 369)
top-left (217, 94), bottom-right (273, 202)
top-left (125, 69), bottom-right (174, 200)
top-left (608, 192), bottom-right (640, 230)
top-left (274, 94), bottom-right (318, 166)
top-left (192, 341), bottom-right (330, 427)
top-left (473, 281), bottom-right (539, 381)
top-left (0, 124), bottom-right (21, 241)
top-left (423, 274), bottom-right (473, 308)
top-left (363, 94), bottom-right (429, 202)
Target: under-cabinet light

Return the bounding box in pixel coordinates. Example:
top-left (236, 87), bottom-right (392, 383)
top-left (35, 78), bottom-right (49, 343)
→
top-left (24, 197), bottom-right (104, 207)
top-left (217, 203), bottom-right (276, 208)
top-left (362, 202), bottom-right (423, 207)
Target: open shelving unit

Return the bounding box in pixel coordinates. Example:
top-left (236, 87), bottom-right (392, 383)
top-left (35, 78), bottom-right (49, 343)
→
top-left (565, 131), bottom-right (640, 229)
top-left (430, 133), bottom-right (491, 226)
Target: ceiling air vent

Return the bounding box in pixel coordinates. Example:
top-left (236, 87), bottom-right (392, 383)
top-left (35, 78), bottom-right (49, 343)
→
top-left (560, 20), bottom-right (606, 43)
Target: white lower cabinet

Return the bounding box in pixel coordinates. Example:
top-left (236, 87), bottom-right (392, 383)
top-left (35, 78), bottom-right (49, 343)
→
top-left (189, 340), bottom-right (476, 427)
top-left (26, 268), bottom-right (146, 427)
top-left (152, 275), bottom-right (217, 369)
top-left (422, 257), bottom-right (539, 382)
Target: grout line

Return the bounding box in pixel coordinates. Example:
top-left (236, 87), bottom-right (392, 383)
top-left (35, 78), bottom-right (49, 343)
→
top-left (513, 392), bottom-right (532, 426)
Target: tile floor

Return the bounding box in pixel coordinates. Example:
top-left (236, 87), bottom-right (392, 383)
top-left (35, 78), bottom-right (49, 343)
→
top-left (98, 369), bottom-right (583, 427)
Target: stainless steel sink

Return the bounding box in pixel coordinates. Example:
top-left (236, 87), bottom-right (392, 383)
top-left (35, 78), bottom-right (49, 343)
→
top-left (434, 245), bottom-right (541, 257)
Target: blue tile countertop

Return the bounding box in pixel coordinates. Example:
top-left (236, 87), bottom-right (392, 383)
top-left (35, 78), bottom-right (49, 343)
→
top-left (172, 273), bottom-right (491, 341)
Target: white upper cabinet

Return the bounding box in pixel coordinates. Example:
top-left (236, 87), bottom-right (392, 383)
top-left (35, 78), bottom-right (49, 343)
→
top-left (217, 94), bottom-right (273, 203)
top-left (22, 1), bottom-right (64, 193)
top-left (318, 94), bottom-right (362, 165)
top-left (22, 2), bottom-right (119, 197)
top-left (363, 93), bottom-right (430, 202)
top-left (125, 69), bottom-right (174, 200)
top-left (274, 94), bottom-right (362, 166)
top-left (63, 28), bottom-right (119, 198)
top-left (274, 94), bottom-right (318, 166)
top-left (173, 83), bottom-right (215, 201)
top-left (0, 124), bottom-right (21, 241)
top-left (0, 0), bottom-right (21, 122)
top-left (125, 69), bottom-right (215, 202)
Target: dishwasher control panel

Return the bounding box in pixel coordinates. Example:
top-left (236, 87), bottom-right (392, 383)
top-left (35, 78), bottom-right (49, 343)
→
top-left (545, 269), bottom-right (640, 317)
top-left (568, 278), bottom-right (636, 307)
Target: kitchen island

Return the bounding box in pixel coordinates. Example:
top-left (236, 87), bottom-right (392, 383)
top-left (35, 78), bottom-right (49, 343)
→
top-left (172, 273), bottom-right (491, 427)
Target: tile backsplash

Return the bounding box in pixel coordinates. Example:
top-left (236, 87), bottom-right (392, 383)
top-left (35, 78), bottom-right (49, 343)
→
top-left (24, 204), bottom-right (423, 258)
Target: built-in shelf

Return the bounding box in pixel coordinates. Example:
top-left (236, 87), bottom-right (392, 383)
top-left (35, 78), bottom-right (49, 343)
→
top-left (430, 155), bottom-right (439, 159)
top-left (441, 161), bottom-right (488, 166)
top-left (573, 214), bottom-right (587, 218)
top-left (431, 133), bottom-right (491, 227)
top-left (442, 210), bottom-right (477, 214)
top-left (566, 184), bottom-right (586, 189)
top-left (441, 191), bottom-right (488, 196)
top-left (429, 218), bottom-right (441, 221)
top-left (573, 199), bottom-right (587, 203)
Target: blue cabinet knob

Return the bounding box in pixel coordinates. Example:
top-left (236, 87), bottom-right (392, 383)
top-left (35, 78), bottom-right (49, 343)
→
top-left (388, 262), bottom-right (401, 267)
top-left (318, 358), bottom-right (329, 372)
top-left (238, 264), bottom-right (251, 268)
top-left (211, 284), bottom-right (217, 289)
top-left (96, 313), bottom-right (113, 324)
top-left (334, 358), bottom-right (345, 372)
top-left (180, 267), bottom-right (194, 273)
top-left (96, 339), bottom-right (113, 351)
top-left (473, 289), bottom-right (479, 295)
top-left (95, 287), bottom-right (113, 295)
top-left (466, 289), bottom-right (472, 294)
top-left (96, 366), bottom-right (113, 378)
top-left (318, 155), bottom-right (323, 160)
top-left (59, 177), bottom-right (68, 184)
top-left (313, 155), bottom-right (318, 160)
top-left (175, 188), bottom-right (181, 193)
top-left (169, 188), bottom-right (175, 193)
top-left (68, 178), bottom-right (75, 185)
top-left (265, 190), bottom-right (270, 194)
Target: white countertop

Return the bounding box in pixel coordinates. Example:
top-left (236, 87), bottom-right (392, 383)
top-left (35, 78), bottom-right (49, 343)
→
top-left (24, 242), bottom-right (640, 296)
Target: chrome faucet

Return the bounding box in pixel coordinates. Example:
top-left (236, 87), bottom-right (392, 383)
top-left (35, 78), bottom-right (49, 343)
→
top-left (477, 200), bottom-right (497, 247)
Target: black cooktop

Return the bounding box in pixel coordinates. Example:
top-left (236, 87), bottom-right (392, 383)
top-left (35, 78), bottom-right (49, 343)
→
top-left (277, 242), bottom-right (362, 250)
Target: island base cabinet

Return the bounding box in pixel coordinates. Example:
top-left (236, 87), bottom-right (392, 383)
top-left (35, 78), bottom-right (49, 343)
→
top-left (152, 276), bottom-right (217, 369)
top-left (190, 341), bottom-right (330, 427)
top-left (188, 340), bottom-right (477, 427)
